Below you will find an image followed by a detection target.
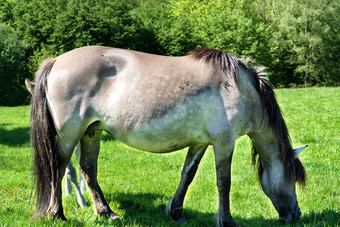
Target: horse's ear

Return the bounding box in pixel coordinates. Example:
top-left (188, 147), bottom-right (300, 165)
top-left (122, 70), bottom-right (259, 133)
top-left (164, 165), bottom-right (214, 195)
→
top-left (293, 145), bottom-right (308, 157)
top-left (25, 79), bottom-right (35, 94)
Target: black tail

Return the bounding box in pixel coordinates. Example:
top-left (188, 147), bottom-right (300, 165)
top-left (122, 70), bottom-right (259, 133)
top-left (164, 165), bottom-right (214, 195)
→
top-left (29, 58), bottom-right (58, 218)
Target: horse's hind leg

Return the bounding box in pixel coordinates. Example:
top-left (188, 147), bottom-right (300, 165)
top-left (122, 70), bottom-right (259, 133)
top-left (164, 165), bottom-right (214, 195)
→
top-left (165, 144), bottom-right (207, 223)
top-left (48, 138), bottom-right (77, 220)
top-left (78, 124), bottom-right (119, 220)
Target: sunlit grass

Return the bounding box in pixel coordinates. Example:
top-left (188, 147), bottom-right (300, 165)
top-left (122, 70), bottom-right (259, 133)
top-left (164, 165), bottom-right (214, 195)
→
top-left (0, 87), bottom-right (339, 226)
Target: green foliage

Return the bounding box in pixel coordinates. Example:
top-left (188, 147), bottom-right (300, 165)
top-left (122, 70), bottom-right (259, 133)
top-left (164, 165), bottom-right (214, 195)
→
top-left (132, 0), bottom-right (198, 55)
top-left (132, 0), bottom-right (269, 57)
top-left (0, 0), bottom-right (13, 24)
top-left (0, 23), bottom-right (28, 106)
top-left (0, 87), bottom-right (339, 226)
top-left (9, 0), bottom-right (149, 53)
top-left (48, 0), bottom-right (139, 52)
top-left (254, 0), bottom-right (340, 85)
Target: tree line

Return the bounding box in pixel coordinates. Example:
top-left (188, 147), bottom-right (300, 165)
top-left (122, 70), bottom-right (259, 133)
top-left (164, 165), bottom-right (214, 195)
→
top-left (0, 0), bottom-right (339, 106)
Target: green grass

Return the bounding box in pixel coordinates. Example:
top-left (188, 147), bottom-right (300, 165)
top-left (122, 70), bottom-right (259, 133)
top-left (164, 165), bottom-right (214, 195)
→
top-left (0, 87), bottom-right (339, 226)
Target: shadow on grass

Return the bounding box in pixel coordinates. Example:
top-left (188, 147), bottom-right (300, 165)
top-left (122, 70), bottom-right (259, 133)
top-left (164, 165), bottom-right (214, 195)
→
top-left (235, 209), bottom-right (340, 227)
top-left (100, 192), bottom-right (264, 226)
top-left (97, 192), bottom-right (339, 226)
top-left (0, 124), bottom-right (30, 146)
top-left (298, 209), bottom-right (340, 226)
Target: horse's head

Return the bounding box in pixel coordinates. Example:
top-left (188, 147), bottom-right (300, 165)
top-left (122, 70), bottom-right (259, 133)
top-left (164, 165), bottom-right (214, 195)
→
top-left (275, 146), bottom-right (308, 223)
top-left (252, 143), bottom-right (307, 223)
top-left (251, 122), bottom-right (309, 224)
top-left (25, 79), bottom-right (35, 94)
top-left (252, 142), bottom-right (306, 223)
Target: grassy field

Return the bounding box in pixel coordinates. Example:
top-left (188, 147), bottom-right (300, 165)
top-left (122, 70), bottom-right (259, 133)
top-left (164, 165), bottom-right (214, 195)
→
top-left (0, 87), bottom-right (339, 226)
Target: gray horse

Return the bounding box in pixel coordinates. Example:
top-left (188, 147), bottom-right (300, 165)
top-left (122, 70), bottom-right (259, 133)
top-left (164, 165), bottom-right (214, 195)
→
top-left (27, 47), bottom-right (306, 226)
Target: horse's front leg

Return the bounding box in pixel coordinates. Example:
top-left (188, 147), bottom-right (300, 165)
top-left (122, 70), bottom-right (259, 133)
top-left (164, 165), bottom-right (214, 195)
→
top-left (78, 128), bottom-right (119, 220)
top-left (213, 141), bottom-right (239, 227)
top-left (165, 144), bottom-right (207, 223)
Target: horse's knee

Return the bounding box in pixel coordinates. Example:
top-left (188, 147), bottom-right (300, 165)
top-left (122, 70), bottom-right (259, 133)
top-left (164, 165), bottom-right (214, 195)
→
top-left (79, 163), bottom-right (98, 187)
top-left (79, 161), bottom-right (96, 173)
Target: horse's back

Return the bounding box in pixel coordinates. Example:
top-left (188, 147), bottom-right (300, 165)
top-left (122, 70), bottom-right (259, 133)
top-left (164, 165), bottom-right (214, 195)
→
top-left (46, 46), bottom-right (251, 152)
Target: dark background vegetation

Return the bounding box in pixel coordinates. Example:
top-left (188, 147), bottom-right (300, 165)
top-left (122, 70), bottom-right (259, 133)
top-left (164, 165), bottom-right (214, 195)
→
top-left (0, 0), bottom-right (339, 106)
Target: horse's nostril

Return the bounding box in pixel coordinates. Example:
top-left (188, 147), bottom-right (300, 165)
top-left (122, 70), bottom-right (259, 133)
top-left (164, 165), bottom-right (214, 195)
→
top-left (279, 207), bottom-right (301, 223)
top-left (279, 217), bottom-right (287, 223)
top-left (294, 207), bottom-right (301, 220)
top-left (279, 214), bottom-right (293, 223)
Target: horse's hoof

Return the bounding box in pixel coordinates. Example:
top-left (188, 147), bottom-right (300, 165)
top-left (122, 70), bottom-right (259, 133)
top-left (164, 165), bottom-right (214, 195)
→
top-left (52, 212), bottom-right (67, 221)
top-left (216, 217), bottom-right (239, 227)
top-left (109, 213), bottom-right (120, 221)
top-left (176, 216), bottom-right (188, 224)
top-left (98, 208), bottom-right (120, 221)
top-left (165, 199), bottom-right (187, 224)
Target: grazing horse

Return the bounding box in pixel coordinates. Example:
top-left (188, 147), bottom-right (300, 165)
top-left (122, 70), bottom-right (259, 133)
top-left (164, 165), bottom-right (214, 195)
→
top-left (28, 46), bottom-right (306, 226)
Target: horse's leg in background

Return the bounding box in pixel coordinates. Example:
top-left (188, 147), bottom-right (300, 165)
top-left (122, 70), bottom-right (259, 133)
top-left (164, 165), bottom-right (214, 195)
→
top-left (65, 160), bottom-right (73, 196)
top-left (74, 144), bottom-right (87, 194)
top-left (78, 125), bottom-right (119, 220)
top-left (165, 144), bottom-right (208, 223)
top-left (213, 139), bottom-right (239, 227)
top-left (65, 161), bottom-right (74, 196)
top-left (64, 156), bottom-right (87, 208)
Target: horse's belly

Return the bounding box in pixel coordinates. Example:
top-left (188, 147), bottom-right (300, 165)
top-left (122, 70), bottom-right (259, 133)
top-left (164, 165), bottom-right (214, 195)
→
top-left (116, 134), bottom-right (192, 153)
top-left (112, 117), bottom-right (210, 153)
top-left (107, 102), bottom-right (219, 152)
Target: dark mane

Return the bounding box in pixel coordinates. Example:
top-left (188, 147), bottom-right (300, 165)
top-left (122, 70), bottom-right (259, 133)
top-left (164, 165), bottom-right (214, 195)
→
top-left (188, 48), bottom-right (238, 82)
top-left (240, 59), bottom-right (306, 187)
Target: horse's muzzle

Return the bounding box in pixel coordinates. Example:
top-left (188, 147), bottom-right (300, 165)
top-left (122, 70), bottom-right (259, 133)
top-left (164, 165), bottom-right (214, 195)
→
top-left (279, 206), bottom-right (301, 223)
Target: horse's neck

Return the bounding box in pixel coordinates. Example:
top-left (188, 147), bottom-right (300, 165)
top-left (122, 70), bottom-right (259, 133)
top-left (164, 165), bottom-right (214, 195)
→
top-left (249, 124), bottom-right (280, 160)
top-left (236, 66), bottom-right (265, 133)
